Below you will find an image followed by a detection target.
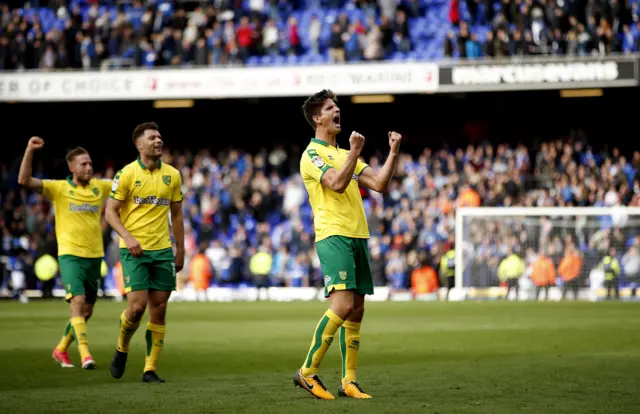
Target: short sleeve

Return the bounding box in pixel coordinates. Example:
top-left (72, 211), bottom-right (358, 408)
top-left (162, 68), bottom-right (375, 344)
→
top-left (99, 179), bottom-right (113, 199)
top-left (41, 180), bottom-right (62, 200)
top-left (355, 157), bottom-right (369, 176)
top-left (109, 169), bottom-right (130, 201)
top-left (171, 171), bottom-right (183, 203)
top-left (300, 148), bottom-right (332, 183)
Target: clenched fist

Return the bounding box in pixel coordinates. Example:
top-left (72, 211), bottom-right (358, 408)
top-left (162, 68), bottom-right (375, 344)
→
top-left (388, 131), bottom-right (402, 154)
top-left (349, 131), bottom-right (365, 155)
top-left (27, 137), bottom-right (44, 151)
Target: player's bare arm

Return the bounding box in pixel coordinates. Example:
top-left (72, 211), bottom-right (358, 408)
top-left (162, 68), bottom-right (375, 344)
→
top-left (105, 198), bottom-right (143, 257)
top-left (170, 201), bottom-right (185, 273)
top-left (17, 137), bottom-right (45, 193)
top-left (358, 131), bottom-right (402, 193)
top-left (321, 131), bottom-right (365, 193)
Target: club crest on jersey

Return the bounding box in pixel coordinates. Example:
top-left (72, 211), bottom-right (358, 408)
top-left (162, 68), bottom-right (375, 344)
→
top-left (92, 187), bottom-right (99, 196)
top-left (163, 175), bottom-right (171, 185)
top-left (339, 271), bottom-right (347, 280)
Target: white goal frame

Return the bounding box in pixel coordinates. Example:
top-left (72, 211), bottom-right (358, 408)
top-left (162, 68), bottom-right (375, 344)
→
top-left (454, 206), bottom-right (640, 289)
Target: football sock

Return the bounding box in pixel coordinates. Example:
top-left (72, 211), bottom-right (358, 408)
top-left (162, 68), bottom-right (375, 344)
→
top-left (117, 310), bottom-right (140, 353)
top-left (340, 321), bottom-right (361, 385)
top-left (70, 316), bottom-right (90, 360)
top-left (144, 322), bottom-right (166, 373)
top-left (300, 309), bottom-right (344, 377)
top-left (55, 320), bottom-right (75, 352)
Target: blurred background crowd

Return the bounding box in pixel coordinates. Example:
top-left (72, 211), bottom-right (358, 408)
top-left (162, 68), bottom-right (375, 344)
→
top-left (2, 135), bottom-right (640, 296)
top-left (2, 0), bottom-right (639, 71)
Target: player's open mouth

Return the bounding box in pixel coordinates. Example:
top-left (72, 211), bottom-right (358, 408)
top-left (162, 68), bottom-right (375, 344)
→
top-left (333, 115), bottom-right (341, 127)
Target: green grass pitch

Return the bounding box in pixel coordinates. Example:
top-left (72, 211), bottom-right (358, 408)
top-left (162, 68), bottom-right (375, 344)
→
top-left (1, 300), bottom-right (639, 413)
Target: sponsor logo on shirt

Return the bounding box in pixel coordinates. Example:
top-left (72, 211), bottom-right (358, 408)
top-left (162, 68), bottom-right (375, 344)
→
top-left (312, 156), bottom-right (325, 168)
top-left (69, 203), bottom-right (100, 213)
top-left (111, 178), bottom-right (119, 192)
top-left (134, 196), bottom-right (170, 206)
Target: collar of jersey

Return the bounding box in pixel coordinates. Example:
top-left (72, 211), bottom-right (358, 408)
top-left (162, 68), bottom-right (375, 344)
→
top-left (137, 157), bottom-right (162, 170)
top-left (66, 176), bottom-right (93, 188)
top-left (311, 138), bottom-right (332, 147)
top-left (66, 176), bottom-right (78, 188)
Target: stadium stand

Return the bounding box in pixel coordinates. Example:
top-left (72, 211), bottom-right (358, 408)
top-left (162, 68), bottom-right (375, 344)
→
top-left (1, 0), bottom-right (637, 71)
top-left (2, 139), bottom-right (640, 296)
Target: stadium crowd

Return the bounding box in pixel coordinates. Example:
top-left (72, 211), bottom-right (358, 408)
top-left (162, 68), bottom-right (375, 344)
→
top-left (0, 0), bottom-right (419, 70)
top-left (1, 137), bottom-right (640, 296)
top-left (1, 0), bottom-right (637, 71)
top-left (447, 0), bottom-right (640, 58)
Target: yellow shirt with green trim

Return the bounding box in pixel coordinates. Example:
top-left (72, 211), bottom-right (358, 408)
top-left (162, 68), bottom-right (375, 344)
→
top-left (42, 177), bottom-right (111, 258)
top-left (110, 158), bottom-right (183, 251)
top-left (300, 138), bottom-right (370, 242)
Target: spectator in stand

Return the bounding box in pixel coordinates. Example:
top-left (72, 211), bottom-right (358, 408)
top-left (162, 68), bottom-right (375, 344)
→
top-left (308, 15), bottom-right (321, 54)
top-left (328, 22), bottom-right (345, 63)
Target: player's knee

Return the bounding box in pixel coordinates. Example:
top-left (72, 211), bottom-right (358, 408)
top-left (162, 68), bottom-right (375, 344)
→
top-left (129, 303), bottom-right (147, 321)
top-left (351, 303), bottom-right (365, 321)
top-left (151, 300), bottom-right (168, 313)
top-left (333, 300), bottom-right (354, 318)
top-left (70, 296), bottom-right (86, 315)
top-left (84, 309), bottom-right (93, 321)
top-left (148, 301), bottom-right (168, 324)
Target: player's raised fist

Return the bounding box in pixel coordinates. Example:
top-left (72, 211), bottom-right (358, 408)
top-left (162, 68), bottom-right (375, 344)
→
top-left (27, 137), bottom-right (44, 151)
top-left (349, 131), bottom-right (365, 154)
top-left (388, 131), bottom-right (402, 153)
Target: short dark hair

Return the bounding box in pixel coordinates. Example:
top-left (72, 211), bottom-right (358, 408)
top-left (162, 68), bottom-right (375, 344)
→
top-left (66, 147), bottom-right (89, 163)
top-left (132, 122), bottom-right (159, 144)
top-left (301, 89), bottom-right (337, 130)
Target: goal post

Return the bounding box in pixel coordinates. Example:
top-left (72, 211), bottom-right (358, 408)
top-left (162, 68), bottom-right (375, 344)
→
top-left (455, 206), bottom-right (640, 300)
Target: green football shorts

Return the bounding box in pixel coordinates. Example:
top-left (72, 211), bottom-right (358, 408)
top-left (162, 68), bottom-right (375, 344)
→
top-left (59, 255), bottom-right (102, 304)
top-left (316, 235), bottom-right (374, 298)
top-left (120, 248), bottom-right (176, 293)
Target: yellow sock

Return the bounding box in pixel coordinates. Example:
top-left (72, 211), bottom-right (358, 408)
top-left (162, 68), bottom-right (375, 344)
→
top-left (117, 310), bottom-right (140, 353)
top-left (55, 320), bottom-right (75, 352)
top-left (340, 321), bottom-right (361, 385)
top-left (300, 309), bottom-right (344, 377)
top-left (144, 322), bottom-right (166, 373)
top-left (70, 316), bottom-right (90, 360)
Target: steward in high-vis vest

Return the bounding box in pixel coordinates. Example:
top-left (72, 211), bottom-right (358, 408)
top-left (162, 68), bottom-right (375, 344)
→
top-left (531, 251), bottom-right (556, 301)
top-left (439, 244), bottom-right (456, 301)
top-left (599, 247), bottom-right (621, 300)
top-left (497, 249), bottom-right (525, 299)
top-left (558, 244), bottom-right (582, 300)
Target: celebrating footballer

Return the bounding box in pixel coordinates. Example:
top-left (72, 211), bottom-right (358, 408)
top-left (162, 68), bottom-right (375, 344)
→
top-left (105, 122), bottom-right (184, 383)
top-left (18, 138), bottom-right (112, 370)
top-left (294, 89), bottom-right (402, 400)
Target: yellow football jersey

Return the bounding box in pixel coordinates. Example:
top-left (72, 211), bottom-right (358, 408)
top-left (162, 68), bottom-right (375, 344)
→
top-left (42, 177), bottom-right (111, 258)
top-left (110, 158), bottom-right (183, 251)
top-left (300, 138), bottom-right (370, 242)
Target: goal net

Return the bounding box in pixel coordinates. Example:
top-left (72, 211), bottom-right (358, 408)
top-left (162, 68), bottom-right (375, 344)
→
top-left (455, 207), bottom-right (640, 301)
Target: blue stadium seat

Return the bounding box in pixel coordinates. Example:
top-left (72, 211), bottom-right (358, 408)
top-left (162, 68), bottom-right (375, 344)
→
top-left (246, 56), bottom-right (260, 66)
